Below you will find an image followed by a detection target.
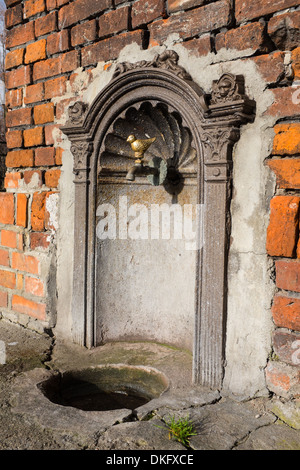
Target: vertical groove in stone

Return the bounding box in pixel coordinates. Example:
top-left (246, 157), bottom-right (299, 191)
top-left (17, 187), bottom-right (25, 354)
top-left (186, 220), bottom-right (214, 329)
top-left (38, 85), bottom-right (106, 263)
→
top-left (199, 181), bottom-right (227, 388)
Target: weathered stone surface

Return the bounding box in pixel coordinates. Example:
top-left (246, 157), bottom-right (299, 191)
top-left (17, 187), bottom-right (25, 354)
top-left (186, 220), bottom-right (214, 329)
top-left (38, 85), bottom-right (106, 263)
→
top-left (187, 399), bottom-right (276, 450)
top-left (268, 399), bottom-right (300, 430)
top-left (96, 420), bottom-right (186, 450)
top-left (236, 421), bottom-right (300, 450)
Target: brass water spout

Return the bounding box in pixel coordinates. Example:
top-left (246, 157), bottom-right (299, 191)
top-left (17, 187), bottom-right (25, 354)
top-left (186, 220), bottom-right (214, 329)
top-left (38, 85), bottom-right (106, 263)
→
top-left (126, 161), bottom-right (159, 181)
top-left (126, 134), bottom-right (157, 181)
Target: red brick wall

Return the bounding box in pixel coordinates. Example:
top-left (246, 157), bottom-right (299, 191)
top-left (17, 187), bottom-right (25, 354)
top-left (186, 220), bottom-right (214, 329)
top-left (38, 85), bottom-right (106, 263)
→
top-left (1, 0), bottom-right (300, 397)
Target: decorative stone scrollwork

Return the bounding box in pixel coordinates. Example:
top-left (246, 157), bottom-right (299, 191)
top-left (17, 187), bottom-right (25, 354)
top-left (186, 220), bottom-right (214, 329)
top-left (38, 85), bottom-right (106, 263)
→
top-left (113, 50), bottom-right (192, 82)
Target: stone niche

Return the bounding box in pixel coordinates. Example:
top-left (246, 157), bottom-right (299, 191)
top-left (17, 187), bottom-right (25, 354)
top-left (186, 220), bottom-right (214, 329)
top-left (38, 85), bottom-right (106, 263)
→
top-left (62, 51), bottom-right (255, 389)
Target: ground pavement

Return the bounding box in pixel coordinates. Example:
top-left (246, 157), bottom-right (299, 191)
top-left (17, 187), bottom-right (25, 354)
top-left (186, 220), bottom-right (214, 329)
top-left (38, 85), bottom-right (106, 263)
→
top-left (0, 319), bottom-right (299, 452)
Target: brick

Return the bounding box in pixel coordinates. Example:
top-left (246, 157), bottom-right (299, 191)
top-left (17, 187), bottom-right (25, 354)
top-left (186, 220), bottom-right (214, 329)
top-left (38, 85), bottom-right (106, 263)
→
top-left (167, 0), bottom-right (204, 12)
top-left (44, 76), bottom-right (67, 100)
top-left (6, 21), bottom-right (35, 48)
top-left (276, 259), bottom-right (300, 293)
top-left (5, 48), bottom-right (24, 70)
top-left (31, 191), bottom-right (47, 231)
top-left (215, 22), bottom-right (267, 54)
top-left (46, 0), bottom-right (57, 10)
top-left (183, 34), bottom-right (212, 57)
top-left (82, 30), bottom-right (145, 66)
top-left (30, 232), bottom-right (50, 250)
top-left (132, 0), bottom-right (166, 28)
top-left (55, 147), bottom-right (63, 165)
top-left (268, 10), bottom-right (300, 51)
top-left (44, 124), bottom-right (60, 145)
top-left (5, 0), bottom-right (23, 7)
top-left (58, 0), bottom-right (112, 29)
top-left (60, 50), bottom-right (79, 73)
top-left (24, 82), bottom-right (44, 105)
top-left (249, 52), bottom-right (285, 84)
top-left (1, 229), bottom-right (17, 248)
top-left (273, 330), bottom-right (300, 366)
top-left (0, 193), bottom-right (14, 225)
top-left (35, 147), bottom-right (55, 166)
top-left (23, 126), bottom-right (44, 148)
top-left (25, 39), bottom-right (46, 64)
top-left (99, 7), bottom-right (129, 38)
top-left (0, 291), bottom-right (8, 308)
top-left (6, 149), bottom-right (34, 168)
top-left (4, 171), bottom-right (22, 189)
top-left (0, 249), bottom-right (9, 267)
top-left (25, 276), bottom-right (44, 297)
top-left (5, 3), bottom-right (23, 28)
top-left (34, 103), bottom-right (54, 125)
top-left (16, 273), bottom-right (23, 291)
top-left (33, 50), bottom-right (79, 80)
top-left (235, 0), bottom-right (300, 23)
top-left (35, 11), bottom-right (57, 37)
top-left (12, 252), bottom-right (40, 275)
top-left (6, 89), bottom-right (23, 109)
top-left (265, 361), bottom-right (300, 399)
top-left (45, 168), bottom-right (60, 188)
top-left (24, 0), bottom-right (46, 18)
top-left (266, 86), bottom-right (300, 119)
top-left (291, 47), bottom-right (300, 81)
top-left (272, 295), bottom-right (300, 331)
top-left (6, 107), bottom-right (32, 128)
top-left (71, 20), bottom-right (96, 47)
top-left (23, 170), bottom-right (43, 187)
top-left (274, 109), bottom-right (299, 138)
top-left (5, 66), bottom-right (31, 89)
top-left (16, 193), bottom-right (28, 227)
top-left (47, 30), bottom-right (69, 55)
top-left (6, 94), bottom-right (21, 112)
top-left (33, 56), bottom-right (60, 80)
top-left (267, 159), bottom-right (300, 190)
top-left (266, 196), bottom-right (300, 257)
top-left (149, 0), bottom-right (231, 46)
top-left (0, 270), bottom-right (16, 289)
top-left (12, 295), bottom-right (46, 320)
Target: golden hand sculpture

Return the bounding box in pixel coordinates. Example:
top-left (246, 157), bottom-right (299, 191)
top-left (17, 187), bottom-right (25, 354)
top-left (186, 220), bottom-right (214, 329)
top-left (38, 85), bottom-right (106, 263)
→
top-left (126, 134), bottom-right (156, 163)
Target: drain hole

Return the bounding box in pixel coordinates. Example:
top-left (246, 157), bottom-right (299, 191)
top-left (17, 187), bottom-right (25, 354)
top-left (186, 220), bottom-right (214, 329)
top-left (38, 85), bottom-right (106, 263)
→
top-left (39, 365), bottom-right (169, 412)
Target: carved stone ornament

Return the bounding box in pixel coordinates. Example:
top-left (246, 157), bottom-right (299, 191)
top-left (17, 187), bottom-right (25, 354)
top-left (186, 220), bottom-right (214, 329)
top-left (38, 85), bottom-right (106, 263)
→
top-left (71, 140), bottom-right (93, 183)
top-left (67, 102), bottom-right (89, 127)
top-left (61, 50), bottom-right (256, 390)
top-left (113, 50), bottom-right (192, 81)
top-left (210, 73), bottom-right (246, 104)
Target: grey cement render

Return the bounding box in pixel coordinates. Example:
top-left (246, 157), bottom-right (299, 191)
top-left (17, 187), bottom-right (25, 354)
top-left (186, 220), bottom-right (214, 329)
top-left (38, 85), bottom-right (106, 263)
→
top-left (53, 42), bottom-right (278, 399)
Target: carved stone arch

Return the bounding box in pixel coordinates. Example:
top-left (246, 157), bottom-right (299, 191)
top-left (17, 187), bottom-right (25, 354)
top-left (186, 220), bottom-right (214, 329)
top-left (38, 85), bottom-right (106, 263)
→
top-left (62, 51), bottom-right (255, 389)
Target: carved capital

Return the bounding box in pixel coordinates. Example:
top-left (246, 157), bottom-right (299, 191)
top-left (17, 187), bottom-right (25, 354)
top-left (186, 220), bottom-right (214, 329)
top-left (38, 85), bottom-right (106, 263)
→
top-left (202, 127), bottom-right (240, 181)
top-left (70, 140), bottom-right (93, 184)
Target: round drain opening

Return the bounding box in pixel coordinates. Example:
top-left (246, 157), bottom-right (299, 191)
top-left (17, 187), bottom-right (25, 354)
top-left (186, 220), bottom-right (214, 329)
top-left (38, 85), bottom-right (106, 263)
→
top-left (39, 365), bottom-right (169, 412)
